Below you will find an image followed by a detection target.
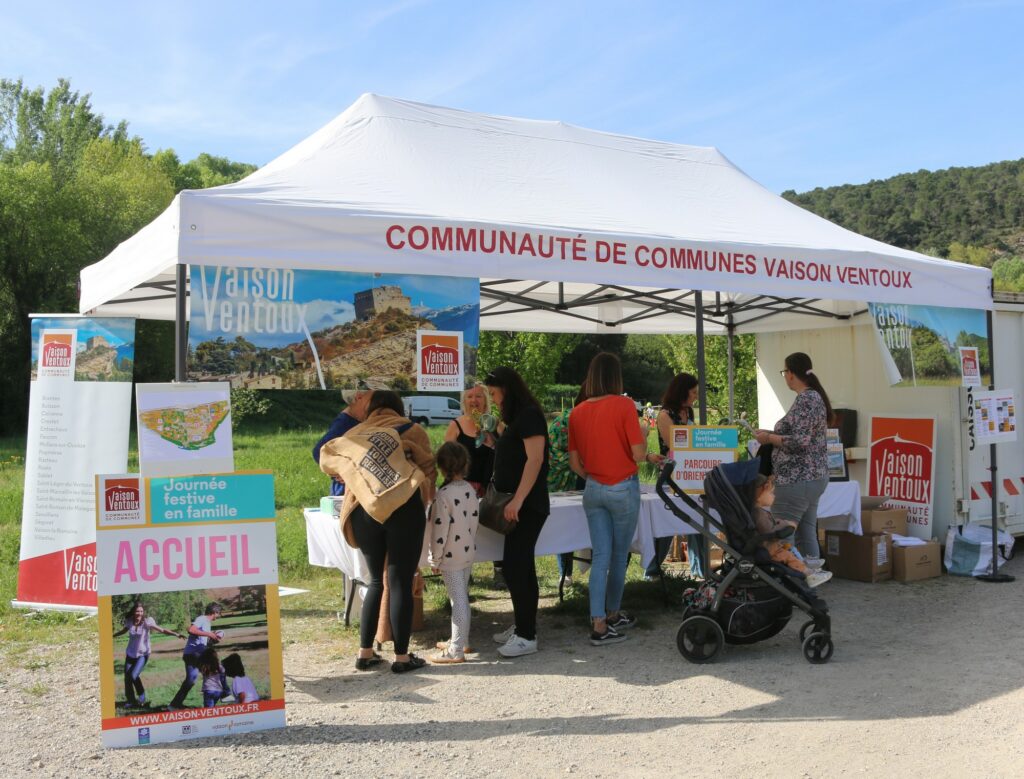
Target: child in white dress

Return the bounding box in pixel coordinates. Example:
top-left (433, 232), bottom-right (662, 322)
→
top-left (428, 442), bottom-right (480, 664)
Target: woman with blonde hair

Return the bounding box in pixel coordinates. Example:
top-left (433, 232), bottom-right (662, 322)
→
top-left (443, 383), bottom-right (502, 497)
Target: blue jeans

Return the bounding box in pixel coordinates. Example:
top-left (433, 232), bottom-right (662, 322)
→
top-left (169, 653), bottom-right (202, 708)
top-left (123, 654), bottom-right (148, 705)
top-left (583, 475), bottom-right (641, 620)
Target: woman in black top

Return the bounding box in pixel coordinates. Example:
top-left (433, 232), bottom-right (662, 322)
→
top-left (649, 373), bottom-right (704, 579)
top-left (484, 367), bottom-right (549, 658)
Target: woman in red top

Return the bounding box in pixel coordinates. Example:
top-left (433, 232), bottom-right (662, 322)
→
top-left (569, 353), bottom-right (663, 646)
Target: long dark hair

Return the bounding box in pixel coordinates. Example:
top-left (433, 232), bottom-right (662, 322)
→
top-left (785, 352), bottom-right (834, 425)
top-left (367, 390), bottom-right (405, 416)
top-left (582, 352), bottom-right (623, 397)
top-left (662, 373), bottom-right (698, 422)
top-left (484, 366), bottom-right (543, 422)
top-left (124, 600), bottom-right (146, 623)
top-left (197, 646), bottom-right (221, 677)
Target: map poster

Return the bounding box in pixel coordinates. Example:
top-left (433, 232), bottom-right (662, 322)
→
top-left (670, 426), bottom-right (738, 493)
top-left (136, 383), bottom-right (234, 478)
top-left (867, 303), bottom-right (989, 388)
top-left (96, 471), bottom-right (285, 748)
top-left (868, 416), bottom-right (937, 539)
top-left (974, 389), bottom-right (1017, 444)
top-left (188, 265), bottom-right (480, 391)
top-left (15, 315), bottom-right (135, 612)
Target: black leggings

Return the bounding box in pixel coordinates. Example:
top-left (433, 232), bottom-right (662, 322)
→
top-left (350, 493), bottom-right (426, 655)
top-left (502, 505), bottom-right (548, 641)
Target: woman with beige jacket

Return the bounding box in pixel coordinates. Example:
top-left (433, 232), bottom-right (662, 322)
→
top-left (320, 390), bottom-right (436, 673)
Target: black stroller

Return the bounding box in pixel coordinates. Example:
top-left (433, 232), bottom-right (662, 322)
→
top-left (655, 459), bottom-right (833, 664)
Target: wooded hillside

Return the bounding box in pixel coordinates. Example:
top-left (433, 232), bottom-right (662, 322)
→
top-left (782, 159), bottom-right (1024, 292)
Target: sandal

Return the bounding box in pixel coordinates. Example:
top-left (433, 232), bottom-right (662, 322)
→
top-left (430, 647), bottom-right (466, 664)
top-left (391, 654), bottom-right (427, 674)
top-left (435, 640), bottom-right (474, 653)
top-left (354, 652), bottom-right (384, 671)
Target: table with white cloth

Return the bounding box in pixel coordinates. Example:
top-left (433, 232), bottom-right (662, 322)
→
top-left (303, 489), bottom-right (704, 622)
top-left (303, 480), bottom-right (859, 622)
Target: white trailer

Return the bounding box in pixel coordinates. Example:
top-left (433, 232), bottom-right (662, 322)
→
top-left (756, 295), bottom-right (1024, 539)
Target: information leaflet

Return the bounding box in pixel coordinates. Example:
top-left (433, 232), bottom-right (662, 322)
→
top-left (670, 426), bottom-right (739, 494)
top-left (973, 389), bottom-right (1017, 444)
top-left (16, 316), bottom-right (135, 611)
top-left (96, 471), bottom-right (285, 748)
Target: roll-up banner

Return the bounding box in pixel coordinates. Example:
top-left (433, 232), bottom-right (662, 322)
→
top-left (187, 265), bottom-right (480, 391)
top-left (96, 471), bottom-right (285, 748)
top-left (14, 316), bottom-right (135, 612)
top-left (867, 303), bottom-right (989, 388)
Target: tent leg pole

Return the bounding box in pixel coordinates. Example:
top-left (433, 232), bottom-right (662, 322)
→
top-left (175, 264), bottom-right (187, 383)
top-left (726, 316), bottom-right (735, 423)
top-left (695, 290), bottom-right (707, 425)
top-left (977, 307), bottom-right (1013, 582)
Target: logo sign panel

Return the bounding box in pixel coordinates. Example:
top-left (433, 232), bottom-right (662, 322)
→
top-left (417, 330), bottom-right (464, 391)
top-left (868, 416), bottom-right (937, 539)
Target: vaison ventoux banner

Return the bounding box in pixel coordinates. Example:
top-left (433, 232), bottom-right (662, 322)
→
top-left (16, 316), bottom-right (135, 611)
top-left (188, 265), bottom-right (480, 392)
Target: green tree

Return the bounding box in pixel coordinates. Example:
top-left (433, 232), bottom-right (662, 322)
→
top-left (665, 334), bottom-right (758, 428)
top-left (477, 331), bottom-right (582, 410)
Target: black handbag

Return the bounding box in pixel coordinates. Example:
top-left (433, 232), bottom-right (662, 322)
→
top-left (479, 480), bottom-right (516, 535)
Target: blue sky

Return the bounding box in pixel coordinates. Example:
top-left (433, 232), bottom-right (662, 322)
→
top-left (4, 1), bottom-right (1023, 193)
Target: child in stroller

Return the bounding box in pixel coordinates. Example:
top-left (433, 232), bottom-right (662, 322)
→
top-left (752, 475), bottom-right (832, 588)
top-left (656, 458), bottom-right (834, 664)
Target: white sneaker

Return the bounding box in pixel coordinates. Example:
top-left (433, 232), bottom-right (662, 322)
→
top-left (806, 570), bottom-right (833, 588)
top-left (497, 634), bottom-right (538, 657)
top-left (492, 625), bottom-right (516, 644)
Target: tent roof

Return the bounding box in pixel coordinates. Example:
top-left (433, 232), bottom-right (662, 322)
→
top-left (80, 93), bottom-right (991, 329)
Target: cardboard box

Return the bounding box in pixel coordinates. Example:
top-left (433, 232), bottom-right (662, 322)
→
top-left (893, 540), bottom-right (942, 582)
top-left (861, 508), bottom-right (908, 536)
top-left (825, 530), bottom-right (893, 582)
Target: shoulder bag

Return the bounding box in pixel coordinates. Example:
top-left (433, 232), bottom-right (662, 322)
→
top-left (479, 479), bottom-right (516, 535)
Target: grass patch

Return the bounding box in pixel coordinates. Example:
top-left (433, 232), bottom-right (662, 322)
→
top-left (0, 419), bottom-right (684, 660)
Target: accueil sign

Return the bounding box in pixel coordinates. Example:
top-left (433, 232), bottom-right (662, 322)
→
top-left (96, 471), bottom-right (285, 748)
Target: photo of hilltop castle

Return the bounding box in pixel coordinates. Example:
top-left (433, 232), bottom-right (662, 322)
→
top-left (188, 267), bottom-right (479, 390)
top-left (30, 318), bottom-right (136, 382)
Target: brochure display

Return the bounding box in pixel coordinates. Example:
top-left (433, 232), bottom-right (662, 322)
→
top-left (15, 316), bottom-right (135, 611)
top-left (669, 426), bottom-right (739, 494)
top-left (868, 416), bottom-right (937, 539)
top-left (96, 471), bottom-right (285, 748)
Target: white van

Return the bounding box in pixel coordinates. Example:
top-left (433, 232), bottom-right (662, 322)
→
top-left (403, 395), bottom-right (462, 426)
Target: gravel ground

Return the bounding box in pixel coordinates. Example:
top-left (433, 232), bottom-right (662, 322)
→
top-left (5, 555), bottom-right (1024, 778)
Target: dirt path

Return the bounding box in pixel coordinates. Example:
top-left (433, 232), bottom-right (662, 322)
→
top-left (5, 556), bottom-right (1024, 778)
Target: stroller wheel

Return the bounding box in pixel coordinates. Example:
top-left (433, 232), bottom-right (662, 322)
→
top-left (799, 619), bottom-right (815, 643)
top-left (802, 632), bottom-right (834, 664)
top-left (676, 615), bottom-right (725, 664)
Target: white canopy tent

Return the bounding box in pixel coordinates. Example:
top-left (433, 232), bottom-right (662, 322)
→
top-left (79, 94), bottom-right (992, 416)
top-left (81, 93), bottom-right (991, 324)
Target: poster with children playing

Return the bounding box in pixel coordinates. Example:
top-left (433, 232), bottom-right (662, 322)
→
top-left (96, 471), bottom-right (285, 747)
